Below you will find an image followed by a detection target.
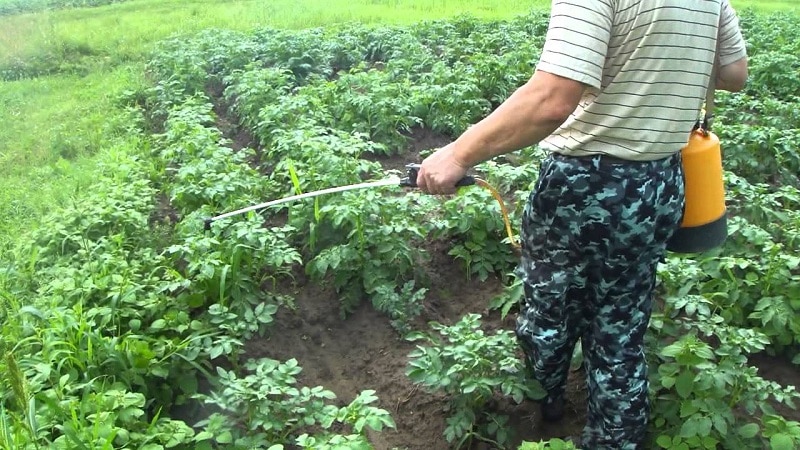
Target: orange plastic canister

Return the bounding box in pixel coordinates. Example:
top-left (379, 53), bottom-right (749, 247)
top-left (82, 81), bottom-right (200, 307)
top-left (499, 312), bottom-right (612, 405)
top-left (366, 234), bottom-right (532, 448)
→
top-left (666, 127), bottom-right (728, 253)
top-left (680, 128), bottom-right (726, 227)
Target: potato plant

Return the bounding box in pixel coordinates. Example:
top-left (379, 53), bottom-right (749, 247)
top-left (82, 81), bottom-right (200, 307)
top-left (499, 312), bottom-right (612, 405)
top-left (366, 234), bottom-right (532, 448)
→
top-left (406, 314), bottom-right (546, 448)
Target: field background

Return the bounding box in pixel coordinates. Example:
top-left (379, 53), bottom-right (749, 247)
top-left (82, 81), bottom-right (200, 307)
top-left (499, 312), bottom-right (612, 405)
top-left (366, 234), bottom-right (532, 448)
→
top-left (1, 1), bottom-right (799, 449)
top-left (0, 0), bottom-right (796, 248)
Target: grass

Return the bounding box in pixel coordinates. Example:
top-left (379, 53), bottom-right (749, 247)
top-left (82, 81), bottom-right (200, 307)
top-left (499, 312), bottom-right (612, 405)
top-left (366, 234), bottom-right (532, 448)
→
top-left (0, 65), bottom-right (143, 173)
top-left (0, 0), bottom-right (796, 247)
top-left (0, 0), bottom-right (124, 16)
top-left (0, 64), bottom-right (144, 249)
top-left (0, 0), bottom-right (548, 76)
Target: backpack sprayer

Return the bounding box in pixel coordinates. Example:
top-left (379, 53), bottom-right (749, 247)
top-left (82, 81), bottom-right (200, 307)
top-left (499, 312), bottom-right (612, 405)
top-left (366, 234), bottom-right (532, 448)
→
top-left (665, 57), bottom-right (728, 254)
top-left (203, 163), bottom-right (521, 250)
top-left (665, 114), bottom-right (727, 253)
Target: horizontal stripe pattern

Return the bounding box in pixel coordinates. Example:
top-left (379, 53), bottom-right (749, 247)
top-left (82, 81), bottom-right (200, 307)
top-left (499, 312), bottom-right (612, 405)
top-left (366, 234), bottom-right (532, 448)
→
top-left (536, 0), bottom-right (748, 160)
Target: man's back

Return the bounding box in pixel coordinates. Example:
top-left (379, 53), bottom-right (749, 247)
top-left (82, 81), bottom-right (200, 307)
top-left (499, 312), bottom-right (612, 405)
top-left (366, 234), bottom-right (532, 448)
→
top-left (537, 0), bottom-right (748, 160)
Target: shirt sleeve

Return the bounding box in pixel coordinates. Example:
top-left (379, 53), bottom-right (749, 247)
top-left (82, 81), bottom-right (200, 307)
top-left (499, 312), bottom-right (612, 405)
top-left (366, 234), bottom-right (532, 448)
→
top-left (718, 0), bottom-right (748, 66)
top-left (535, 0), bottom-right (614, 90)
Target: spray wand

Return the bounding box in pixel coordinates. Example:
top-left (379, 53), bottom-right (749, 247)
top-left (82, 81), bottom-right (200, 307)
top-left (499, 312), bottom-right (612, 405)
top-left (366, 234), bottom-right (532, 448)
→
top-left (203, 163), bottom-right (520, 250)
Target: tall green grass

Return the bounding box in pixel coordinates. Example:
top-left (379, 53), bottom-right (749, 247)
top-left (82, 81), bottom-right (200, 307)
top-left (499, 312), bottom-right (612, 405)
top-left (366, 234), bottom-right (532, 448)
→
top-left (0, 0), bottom-right (126, 16)
top-left (0, 64), bottom-right (144, 248)
top-left (0, 0), bottom-right (548, 79)
top-left (1, 0), bottom-right (794, 79)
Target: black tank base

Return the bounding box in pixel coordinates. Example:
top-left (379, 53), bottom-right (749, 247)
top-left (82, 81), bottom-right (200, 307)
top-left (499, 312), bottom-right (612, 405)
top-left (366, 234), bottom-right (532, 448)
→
top-left (666, 214), bottom-right (728, 254)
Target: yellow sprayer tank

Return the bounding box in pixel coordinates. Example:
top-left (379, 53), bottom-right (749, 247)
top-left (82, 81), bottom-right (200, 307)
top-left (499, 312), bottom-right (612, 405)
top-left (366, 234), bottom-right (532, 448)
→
top-left (666, 126), bottom-right (728, 253)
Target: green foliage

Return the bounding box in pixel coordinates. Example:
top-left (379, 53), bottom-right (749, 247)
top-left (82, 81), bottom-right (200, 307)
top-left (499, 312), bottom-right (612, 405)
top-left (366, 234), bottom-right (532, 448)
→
top-left (167, 218), bottom-right (300, 327)
top-left (194, 358), bottom-right (395, 449)
top-left (488, 273), bottom-right (524, 319)
top-left (744, 51), bottom-right (800, 99)
top-left (713, 12), bottom-right (800, 188)
top-left (406, 314), bottom-right (546, 448)
top-left (306, 190), bottom-right (431, 320)
top-left (656, 175), bottom-right (800, 359)
top-left (154, 96), bottom-right (273, 218)
top-left (372, 280), bottom-right (428, 336)
top-left (3, 5), bottom-right (800, 450)
top-left (431, 187), bottom-right (518, 282)
top-left (264, 125), bottom-right (384, 197)
top-left (716, 124), bottom-right (800, 186)
top-left (223, 66), bottom-right (293, 131)
top-left (140, 10), bottom-right (800, 450)
top-left (647, 289), bottom-right (800, 449)
top-left (518, 439), bottom-right (580, 450)
top-left (314, 68), bottom-right (422, 153)
top-left (407, 62), bottom-right (491, 136)
top-left (0, 109), bottom-right (298, 449)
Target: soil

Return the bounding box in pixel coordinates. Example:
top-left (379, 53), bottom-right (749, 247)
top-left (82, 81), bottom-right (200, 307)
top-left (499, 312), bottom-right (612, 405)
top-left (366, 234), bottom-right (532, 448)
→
top-left (150, 193), bottom-right (180, 226)
top-left (362, 126), bottom-right (454, 174)
top-left (245, 242), bottom-right (587, 450)
top-left (748, 352), bottom-right (800, 418)
top-left (207, 81), bottom-right (259, 158)
top-left (242, 246), bottom-right (800, 450)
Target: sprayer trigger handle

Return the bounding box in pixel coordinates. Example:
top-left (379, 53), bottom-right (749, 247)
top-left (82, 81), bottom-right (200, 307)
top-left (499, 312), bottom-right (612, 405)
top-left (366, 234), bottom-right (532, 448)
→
top-left (400, 163), bottom-right (474, 188)
top-left (455, 176), bottom-right (475, 187)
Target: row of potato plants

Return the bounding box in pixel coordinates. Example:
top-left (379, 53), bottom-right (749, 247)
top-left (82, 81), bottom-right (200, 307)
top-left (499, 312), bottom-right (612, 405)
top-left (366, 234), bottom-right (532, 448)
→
top-left (142, 18), bottom-right (555, 446)
top-left (1, 8), bottom-right (799, 450)
top-left (0, 92), bottom-right (396, 449)
top-left (144, 9), bottom-right (800, 448)
top-left (139, 14), bottom-right (552, 444)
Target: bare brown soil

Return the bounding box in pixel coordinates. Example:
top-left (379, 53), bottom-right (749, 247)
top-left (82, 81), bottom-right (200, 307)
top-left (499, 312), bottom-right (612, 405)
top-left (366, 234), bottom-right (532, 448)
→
top-left (245, 242), bottom-right (587, 450)
top-left (362, 126), bottom-right (454, 174)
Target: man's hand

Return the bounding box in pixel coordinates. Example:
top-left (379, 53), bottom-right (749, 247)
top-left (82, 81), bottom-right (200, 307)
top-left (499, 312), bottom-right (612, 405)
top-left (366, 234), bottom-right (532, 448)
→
top-left (416, 143), bottom-right (470, 195)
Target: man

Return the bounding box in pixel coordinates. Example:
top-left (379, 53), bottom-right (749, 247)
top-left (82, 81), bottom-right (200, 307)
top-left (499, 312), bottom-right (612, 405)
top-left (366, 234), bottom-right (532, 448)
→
top-left (416, 0), bottom-right (748, 448)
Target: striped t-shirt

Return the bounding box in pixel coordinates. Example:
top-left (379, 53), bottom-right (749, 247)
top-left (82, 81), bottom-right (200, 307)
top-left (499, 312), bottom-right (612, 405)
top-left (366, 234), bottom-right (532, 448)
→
top-left (537, 0), bottom-right (748, 161)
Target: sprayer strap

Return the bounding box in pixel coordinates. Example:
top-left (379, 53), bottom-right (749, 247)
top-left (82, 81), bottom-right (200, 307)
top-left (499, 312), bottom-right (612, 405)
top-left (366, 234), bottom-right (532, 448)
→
top-left (703, 8), bottom-right (722, 132)
top-left (704, 69), bottom-right (716, 131)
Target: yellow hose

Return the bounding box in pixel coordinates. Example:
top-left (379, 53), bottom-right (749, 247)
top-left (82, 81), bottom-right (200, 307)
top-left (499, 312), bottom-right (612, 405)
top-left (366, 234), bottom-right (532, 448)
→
top-left (473, 178), bottom-right (521, 252)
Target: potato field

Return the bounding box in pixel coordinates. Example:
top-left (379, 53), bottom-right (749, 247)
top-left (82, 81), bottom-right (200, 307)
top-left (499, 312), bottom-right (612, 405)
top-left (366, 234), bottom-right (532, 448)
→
top-left (1, 6), bottom-right (800, 450)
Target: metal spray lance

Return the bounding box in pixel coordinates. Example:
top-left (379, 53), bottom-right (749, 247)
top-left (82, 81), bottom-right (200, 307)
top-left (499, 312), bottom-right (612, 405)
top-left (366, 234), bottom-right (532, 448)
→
top-left (202, 163), bottom-right (519, 251)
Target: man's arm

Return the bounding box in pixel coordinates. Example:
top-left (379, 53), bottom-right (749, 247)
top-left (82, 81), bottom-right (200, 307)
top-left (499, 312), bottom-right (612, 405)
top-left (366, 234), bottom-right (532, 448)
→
top-left (716, 0), bottom-right (748, 92)
top-left (452, 70), bottom-right (584, 167)
top-left (415, 71), bottom-right (584, 194)
top-left (716, 56), bottom-right (748, 92)
top-left (416, 0), bottom-right (611, 194)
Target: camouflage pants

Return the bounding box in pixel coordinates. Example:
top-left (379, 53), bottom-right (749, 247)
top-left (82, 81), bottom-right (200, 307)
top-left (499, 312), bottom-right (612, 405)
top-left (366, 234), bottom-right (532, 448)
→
top-left (515, 152), bottom-right (684, 449)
